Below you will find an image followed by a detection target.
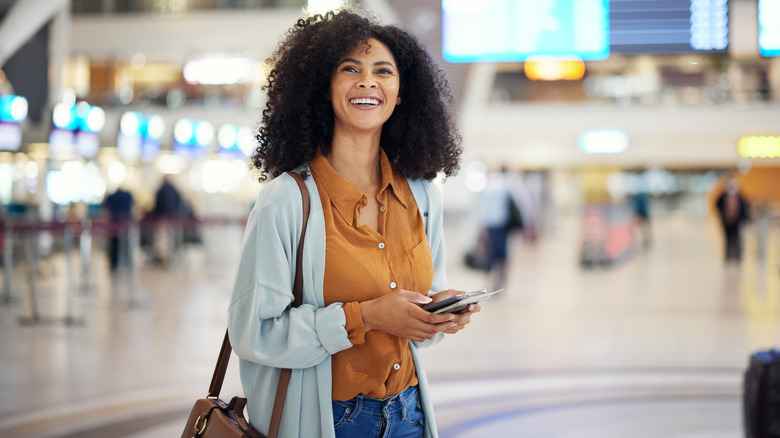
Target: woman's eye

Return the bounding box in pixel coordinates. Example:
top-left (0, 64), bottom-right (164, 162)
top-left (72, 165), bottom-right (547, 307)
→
top-left (377, 69), bottom-right (393, 75)
top-left (342, 66), bottom-right (358, 73)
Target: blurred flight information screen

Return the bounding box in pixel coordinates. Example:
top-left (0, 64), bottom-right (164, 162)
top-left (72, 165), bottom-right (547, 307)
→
top-left (442, 0), bottom-right (610, 62)
top-left (610, 0), bottom-right (728, 54)
top-left (759, 0), bottom-right (780, 57)
top-left (442, 0), bottom-right (728, 63)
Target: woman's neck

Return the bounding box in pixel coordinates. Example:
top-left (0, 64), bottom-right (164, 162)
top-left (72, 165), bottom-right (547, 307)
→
top-left (328, 132), bottom-right (382, 189)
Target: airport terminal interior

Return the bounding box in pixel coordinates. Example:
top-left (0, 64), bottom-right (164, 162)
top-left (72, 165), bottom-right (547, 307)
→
top-left (1, 0), bottom-right (780, 436)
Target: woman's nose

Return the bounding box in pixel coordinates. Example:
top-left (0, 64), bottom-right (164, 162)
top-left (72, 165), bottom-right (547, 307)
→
top-left (357, 74), bottom-right (377, 88)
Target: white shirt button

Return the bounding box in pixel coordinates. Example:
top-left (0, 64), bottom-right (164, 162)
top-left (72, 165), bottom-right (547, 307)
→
top-left (379, 205), bottom-right (386, 212)
top-left (393, 363), bottom-right (400, 370)
top-left (378, 242), bottom-right (385, 249)
top-left (390, 282), bottom-right (397, 289)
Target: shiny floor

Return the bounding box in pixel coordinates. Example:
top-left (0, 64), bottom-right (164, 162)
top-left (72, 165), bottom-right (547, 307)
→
top-left (1, 211), bottom-right (779, 437)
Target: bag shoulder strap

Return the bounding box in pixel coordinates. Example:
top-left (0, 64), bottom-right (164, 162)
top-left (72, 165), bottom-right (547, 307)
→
top-left (207, 330), bottom-right (233, 399)
top-left (268, 172), bottom-right (309, 437)
top-left (207, 172), bottom-right (311, 437)
top-left (288, 172), bottom-right (309, 308)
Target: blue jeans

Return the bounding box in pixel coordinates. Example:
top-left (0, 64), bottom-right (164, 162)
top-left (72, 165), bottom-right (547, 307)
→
top-left (333, 385), bottom-right (425, 438)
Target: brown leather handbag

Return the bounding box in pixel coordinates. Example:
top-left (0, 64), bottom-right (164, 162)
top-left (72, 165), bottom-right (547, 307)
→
top-left (181, 172), bottom-right (310, 438)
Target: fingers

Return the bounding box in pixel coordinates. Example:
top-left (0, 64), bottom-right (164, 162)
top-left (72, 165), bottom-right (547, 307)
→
top-left (429, 289), bottom-right (460, 301)
top-left (442, 304), bottom-right (480, 334)
top-left (402, 304), bottom-right (459, 341)
top-left (361, 292), bottom-right (455, 340)
top-left (361, 289), bottom-right (482, 341)
top-left (399, 289), bottom-right (433, 305)
top-left (408, 320), bottom-right (458, 342)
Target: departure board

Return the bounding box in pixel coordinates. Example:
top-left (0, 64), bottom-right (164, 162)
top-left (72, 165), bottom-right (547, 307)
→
top-left (442, 0), bottom-right (729, 63)
top-left (442, 0), bottom-right (610, 63)
top-left (609, 0), bottom-right (728, 54)
top-left (759, 0), bottom-right (780, 57)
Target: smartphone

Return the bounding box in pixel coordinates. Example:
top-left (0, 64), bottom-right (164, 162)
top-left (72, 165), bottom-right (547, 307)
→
top-left (422, 289), bottom-right (502, 314)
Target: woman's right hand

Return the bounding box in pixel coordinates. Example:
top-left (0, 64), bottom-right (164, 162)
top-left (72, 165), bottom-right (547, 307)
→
top-left (359, 290), bottom-right (457, 342)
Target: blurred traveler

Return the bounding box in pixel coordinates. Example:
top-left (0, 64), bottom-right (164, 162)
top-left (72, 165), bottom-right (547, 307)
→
top-left (755, 201), bottom-right (771, 261)
top-left (153, 175), bottom-right (182, 217)
top-left (151, 175), bottom-right (183, 266)
top-left (631, 190), bottom-right (652, 250)
top-left (227, 9), bottom-right (478, 438)
top-left (104, 187), bottom-right (134, 271)
top-left (476, 166), bottom-right (522, 291)
top-left (0, 206), bottom-right (5, 258)
top-left (716, 179), bottom-right (750, 263)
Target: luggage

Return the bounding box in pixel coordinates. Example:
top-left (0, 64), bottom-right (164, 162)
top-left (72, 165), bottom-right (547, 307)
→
top-left (744, 349), bottom-right (780, 438)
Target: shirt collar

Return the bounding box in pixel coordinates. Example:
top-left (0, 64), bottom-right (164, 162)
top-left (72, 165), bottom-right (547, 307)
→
top-left (310, 148), bottom-right (407, 226)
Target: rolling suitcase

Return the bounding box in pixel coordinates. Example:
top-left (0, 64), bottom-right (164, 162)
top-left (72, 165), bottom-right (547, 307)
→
top-left (744, 349), bottom-right (780, 437)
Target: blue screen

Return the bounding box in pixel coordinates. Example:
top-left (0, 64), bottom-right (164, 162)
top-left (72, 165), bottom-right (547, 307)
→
top-left (609, 0), bottom-right (727, 54)
top-left (442, 0), bottom-right (610, 63)
top-left (442, 0), bottom-right (729, 62)
top-left (759, 0), bottom-right (780, 57)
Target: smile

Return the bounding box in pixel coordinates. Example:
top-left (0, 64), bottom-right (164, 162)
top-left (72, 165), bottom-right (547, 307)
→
top-left (349, 97), bottom-right (381, 106)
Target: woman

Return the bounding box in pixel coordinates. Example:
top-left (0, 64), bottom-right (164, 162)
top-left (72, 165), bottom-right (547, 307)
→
top-left (228, 9), bottom-right (477, 438)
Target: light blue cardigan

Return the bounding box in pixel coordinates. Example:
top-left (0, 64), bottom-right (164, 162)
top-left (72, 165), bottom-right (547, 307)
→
top-left (227, 167), bottom-right (447, 438)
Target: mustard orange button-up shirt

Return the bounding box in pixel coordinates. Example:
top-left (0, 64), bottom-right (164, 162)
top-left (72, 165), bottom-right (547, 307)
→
top-left (309, 149), bottom-right (434, 402)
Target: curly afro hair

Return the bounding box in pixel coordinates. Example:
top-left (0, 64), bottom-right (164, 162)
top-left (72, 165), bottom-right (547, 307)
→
top-left (252, 9), bottom-right (462, 182)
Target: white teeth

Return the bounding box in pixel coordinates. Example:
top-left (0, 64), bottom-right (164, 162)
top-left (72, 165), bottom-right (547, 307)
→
top-left (350, 98), bottom-right (380, 106)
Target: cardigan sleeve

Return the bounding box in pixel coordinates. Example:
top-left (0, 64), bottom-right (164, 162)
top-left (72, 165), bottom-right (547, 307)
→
top-left (228, 174), bottom-right (352, 369)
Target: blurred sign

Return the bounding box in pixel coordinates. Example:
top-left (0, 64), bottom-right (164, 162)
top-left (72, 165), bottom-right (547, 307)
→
top-left (49, 102), bottom-right (105, 159)
top-left (117, 111), bottom-right (164, 162)
top-left (524, 59), bottom-right (585, 80)
top-left (0, 122), bottom-right (22, 151)
top-left (610, 0), bottom-right (728, 54)
top-left (443, 0), bottom-right (729, 62)
top-left (738, 136), bottom-right (780, 158)
top-left (579, 129), bottom-right (629, 154)
top-left (217, 124), bottom-right (255, 156)
top-left (173, 118), bottom-right (213, 158)
top-left (759, 0), bottom-right (780, 57)
top-left (0, 95), bottom-right (27, 151)
top-left (443, 0), bottom-right (610, 62)
top-left (183, 56), bottom-right (253, 84)
top-left (0, 95), bottom-right (28, 122)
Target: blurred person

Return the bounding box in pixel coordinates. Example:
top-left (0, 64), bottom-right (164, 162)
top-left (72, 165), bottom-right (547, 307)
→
top-left (476, 165), bottom-right (522, 291)
top-left (150, 175), bottom-right (183, 266)
top-left (0, 205), bottom-right (5, 258)
top-left (104, 186), bottom-right (134, 271)
top-left (754, 201), bottom-right (771, 261)
top-left (153, 175), bottom-right (182, 217)
top-left (515, 172), bottom-right (542, 245)
top-left (227, 9), bottom-right (480, 438)
top-left (716, 178), bottom-right (750, 263)
top-left (631, 190), bottom-right (652, 250)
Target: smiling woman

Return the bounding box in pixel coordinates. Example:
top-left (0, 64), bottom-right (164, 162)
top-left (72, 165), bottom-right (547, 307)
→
top-left (329, 39), bottom-right (400, 139)
top-left (252, 9), bottom-right (461, 182)
top-left (229, 7), bottom-right (474, 438)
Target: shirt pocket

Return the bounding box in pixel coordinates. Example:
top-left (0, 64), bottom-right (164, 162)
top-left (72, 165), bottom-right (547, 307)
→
top-left (406, 238), bottom-right (434, 294)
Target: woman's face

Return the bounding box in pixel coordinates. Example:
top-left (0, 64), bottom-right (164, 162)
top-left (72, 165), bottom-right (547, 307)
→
top-left (330, 38), bottom-right (400, 137)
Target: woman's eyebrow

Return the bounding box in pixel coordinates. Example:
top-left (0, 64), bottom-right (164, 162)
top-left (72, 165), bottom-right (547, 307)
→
top-left (338, 58), bottom-right (361, 66)
top-left (337, 58), bottom-right (396, 68)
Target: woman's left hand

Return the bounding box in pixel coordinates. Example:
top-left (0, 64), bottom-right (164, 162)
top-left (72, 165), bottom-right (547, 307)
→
top-left (428, 289), bottom-right (481, 334)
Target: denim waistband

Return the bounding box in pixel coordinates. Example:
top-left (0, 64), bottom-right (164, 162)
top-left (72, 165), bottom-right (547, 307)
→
top-left (335, 385), bottom-right (418, 416)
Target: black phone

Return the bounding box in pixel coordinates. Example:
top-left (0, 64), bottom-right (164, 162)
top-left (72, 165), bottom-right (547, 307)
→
top-left (422, 289), bottom-right (502, 314)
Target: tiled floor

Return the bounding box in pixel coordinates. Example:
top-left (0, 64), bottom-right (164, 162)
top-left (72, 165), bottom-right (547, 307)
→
top-left (1, 211), bottom-right (778, 437)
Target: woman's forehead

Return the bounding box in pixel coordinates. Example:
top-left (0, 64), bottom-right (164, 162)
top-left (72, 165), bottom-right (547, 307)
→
top-left (343, 38), bottom-right (395, 60)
